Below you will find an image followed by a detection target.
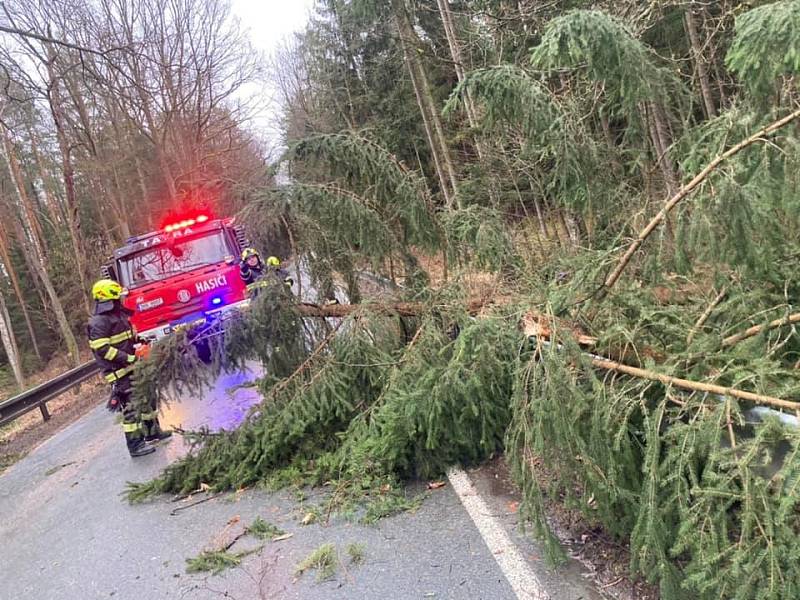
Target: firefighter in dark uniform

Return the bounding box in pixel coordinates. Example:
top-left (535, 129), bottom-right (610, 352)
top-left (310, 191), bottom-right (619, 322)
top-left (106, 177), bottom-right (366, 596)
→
top-left (87, 279), bottom-right (171, 457)
top-left (239, 248), bottom-right (293, 294)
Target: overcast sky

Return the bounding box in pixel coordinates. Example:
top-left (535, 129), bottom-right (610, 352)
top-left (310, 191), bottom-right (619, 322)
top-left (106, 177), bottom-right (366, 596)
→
top-left (229, 0), bottom-right (316, 148)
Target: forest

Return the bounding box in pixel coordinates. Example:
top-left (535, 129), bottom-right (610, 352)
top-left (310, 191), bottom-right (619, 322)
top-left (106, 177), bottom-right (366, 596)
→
top-left (3, 1), bottom-right (800, 598)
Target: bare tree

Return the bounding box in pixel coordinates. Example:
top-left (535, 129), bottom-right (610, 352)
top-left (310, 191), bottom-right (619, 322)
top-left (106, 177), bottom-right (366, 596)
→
top-left (1, 122), bottom-right (79, 365)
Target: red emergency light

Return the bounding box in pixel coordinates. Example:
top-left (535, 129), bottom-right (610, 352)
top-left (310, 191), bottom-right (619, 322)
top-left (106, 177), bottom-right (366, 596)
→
top-left (164, 214), bottom-right (210, 233)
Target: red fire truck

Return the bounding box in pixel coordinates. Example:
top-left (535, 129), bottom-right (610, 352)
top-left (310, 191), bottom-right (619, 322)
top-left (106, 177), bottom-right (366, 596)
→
top-left (102, 213), bottom-right (250, 342)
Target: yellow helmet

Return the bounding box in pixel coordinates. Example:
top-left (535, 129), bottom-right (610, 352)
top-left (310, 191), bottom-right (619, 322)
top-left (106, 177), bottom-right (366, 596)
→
top-left (92, 279), bottom-right (123, 301)
top-left (241, 247), bottom-right (260, 261)
top-left (266, 256), bottom-right (280, 267)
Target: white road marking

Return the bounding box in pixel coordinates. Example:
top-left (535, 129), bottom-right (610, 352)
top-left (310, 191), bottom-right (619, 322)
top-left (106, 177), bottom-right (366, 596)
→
top-left (447, 466), bottom-right (549, 600)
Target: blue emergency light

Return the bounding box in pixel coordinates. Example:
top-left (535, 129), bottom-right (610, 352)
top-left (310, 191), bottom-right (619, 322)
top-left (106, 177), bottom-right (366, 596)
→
top-left (211, 296), bottom-right (223, 306)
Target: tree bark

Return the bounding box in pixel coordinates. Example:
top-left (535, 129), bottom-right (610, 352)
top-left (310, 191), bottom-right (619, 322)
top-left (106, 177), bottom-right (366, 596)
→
top-left (109, 165), bottom-right (132, 240)
top-left (133, 151), bottom-right (155, 231)
top-left (684, 7), bottom-right (717, 119)
top-left (435, 0), bottom-right (505, 208)
top-left (9, 217), bottom-right (49, 313)
top-left (647, 102), bottom-right (679, 195)
top-left (527, 180), bottom-right (553, 240)
top-left (560, 211), bottom-right (582, 247)
top-left (0, 289), bottom-right (24, 389)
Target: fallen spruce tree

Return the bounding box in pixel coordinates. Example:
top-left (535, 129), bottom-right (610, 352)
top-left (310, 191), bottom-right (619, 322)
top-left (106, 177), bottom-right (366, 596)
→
top-left (124, 4), bottom-right (800, 597)
top-left (126, 270), bottom-right (800, 599)
top-left (127, 282), bottom-right (524, 516)
top-left (126, 134), bottom-right (800, 600)
top-left (125, 159), bottom-right (800, 599)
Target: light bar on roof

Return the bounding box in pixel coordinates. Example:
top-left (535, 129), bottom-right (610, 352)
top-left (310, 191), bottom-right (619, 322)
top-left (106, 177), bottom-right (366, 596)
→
top-left (163, 214), bottom-right (210, 233)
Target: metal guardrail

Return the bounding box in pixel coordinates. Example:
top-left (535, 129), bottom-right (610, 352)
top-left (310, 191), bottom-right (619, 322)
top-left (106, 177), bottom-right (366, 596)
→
top-left (0, 361), bottom-right (102, 427)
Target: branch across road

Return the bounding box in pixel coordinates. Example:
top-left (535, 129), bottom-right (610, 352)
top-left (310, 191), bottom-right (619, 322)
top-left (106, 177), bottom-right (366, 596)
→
top-left (0, 380), bottom-right (605, 600)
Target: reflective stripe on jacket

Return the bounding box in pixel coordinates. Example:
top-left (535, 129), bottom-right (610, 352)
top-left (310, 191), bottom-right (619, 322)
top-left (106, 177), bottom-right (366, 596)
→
top-left (87, 301), bottom-right (137, 383)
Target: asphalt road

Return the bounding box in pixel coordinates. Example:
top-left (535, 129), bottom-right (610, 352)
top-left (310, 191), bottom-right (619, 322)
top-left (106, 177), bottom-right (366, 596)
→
top-left (0, 365), bottom-right (606, 600)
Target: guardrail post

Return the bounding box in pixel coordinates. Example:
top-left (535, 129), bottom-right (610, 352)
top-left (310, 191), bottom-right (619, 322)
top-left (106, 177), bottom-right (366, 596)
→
top-left (39, 402), bottom-right (51, 421)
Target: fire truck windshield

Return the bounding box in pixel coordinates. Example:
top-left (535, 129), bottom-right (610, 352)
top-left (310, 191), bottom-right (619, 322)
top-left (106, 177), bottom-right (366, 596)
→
top-left (118, 231), bottom-right (231, 288)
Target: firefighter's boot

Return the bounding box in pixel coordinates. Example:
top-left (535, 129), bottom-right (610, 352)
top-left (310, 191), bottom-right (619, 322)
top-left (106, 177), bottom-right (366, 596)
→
top-left (145, 429), bottom-right (173, 443)
top-left (141, 410), bottom-right (172, 443)
top-left (129, 441), bottom-right (156, 457)
top-left (122, 408), bottom-right (154, 457)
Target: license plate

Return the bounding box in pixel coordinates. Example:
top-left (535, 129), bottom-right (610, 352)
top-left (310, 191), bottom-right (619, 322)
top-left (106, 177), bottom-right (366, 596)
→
top-left (138, 298), bottom-right (164, 311)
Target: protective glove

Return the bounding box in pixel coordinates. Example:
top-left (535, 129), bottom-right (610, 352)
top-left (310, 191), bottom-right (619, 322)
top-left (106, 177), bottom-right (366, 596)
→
top-left (106, 394), bottom-right (120, 412)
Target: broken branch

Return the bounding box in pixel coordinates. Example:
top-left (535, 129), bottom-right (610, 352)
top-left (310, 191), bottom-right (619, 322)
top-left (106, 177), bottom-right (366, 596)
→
top-left (721, 312), bottom-right (800, 348)
top-left (687, 286), bottom-right (728, 345)
top-left (601, 108), bottom-right (800, 295)
top-left (588, 355), bottom-right (800, 411)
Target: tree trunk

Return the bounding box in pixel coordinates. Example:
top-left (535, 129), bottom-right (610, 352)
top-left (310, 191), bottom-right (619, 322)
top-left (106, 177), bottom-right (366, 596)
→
top-left (527, 180), bottom-right (555, 241)
top-left (652, 103), bottom-right (680, 193)
top-left (532, 198), bottom-right (548, 239)
top-left (109, 166), bottom-right (132, 239)
top-left (1, 127), bottom-right (49, 257)
top-left (436, 0), bottom-right (481, 150)
top-left (20, 216), bottom-right (80, 366)
top-left (0, 127), bottom-right (80, 366)
top-left (401, 42), bottom-right (452, 206)
top-left (599, 110), bottom-right (623, 175)
top-left (713, 56), bottom-right (729, 109)
top-left (436, 0), bottom-right (505, 208)
top-left (329, 1), bottom-right (364, 127)
top-left (45, 52), bottom-right (91, 314)
top-left (9, 217), bottom-right (49, 313)
top-left (0, 289), bottom-right (24, 389)
top-left (133, 152), bottom-right (155, 230)
top-left (87, 172), bottom-right (121, 246)
top-left (62, 68), bottom-right (126, 244)
top-left (0, 223), bottom-right (41, 362)
top-left (26, 123), bottom-right (64, 229)
top-left (560, 211), bottom-right (582, 247)
top-left (392, 0), bottom-right (458, 208)
top-left (138, 90), bottom-right (178, 200)
top-left (684, 7), bottom-right (717, 119)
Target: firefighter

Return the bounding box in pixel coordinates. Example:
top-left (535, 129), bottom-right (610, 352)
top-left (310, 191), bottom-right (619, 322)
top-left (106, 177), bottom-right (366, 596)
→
top-left (87, 279), bottom-right (171, 458)
top-left (240, 248), bottom-right (293, 293)
top-left (266, 255), bottom-right (294, 287)
top-left (239, 247), bottom-right (264, 286)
